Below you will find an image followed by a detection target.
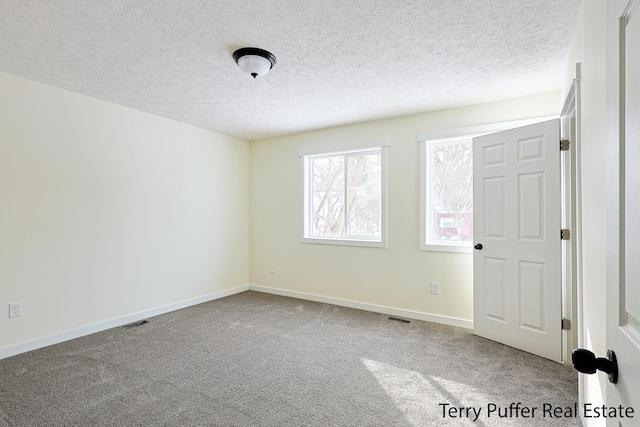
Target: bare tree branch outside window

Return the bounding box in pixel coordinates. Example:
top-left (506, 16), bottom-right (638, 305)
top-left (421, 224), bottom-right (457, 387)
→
top-left (429, 140), bottom-right (473, 243)
top-left (310, 150), bottom-right (381, 239)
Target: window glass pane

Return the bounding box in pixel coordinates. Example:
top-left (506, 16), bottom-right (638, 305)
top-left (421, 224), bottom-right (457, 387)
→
top-left (347, 152), bottom-right (381, 237)
top-left (302, 143), bottom-right (386, 246)
top-left (311, 155), bottom-right (345, 237)
top-left (429, 140), bottom-right (473, 243)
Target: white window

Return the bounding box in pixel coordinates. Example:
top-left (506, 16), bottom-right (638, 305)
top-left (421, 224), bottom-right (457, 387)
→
top-left (300, 140), bottom-right (388, 247)
top-left (421, 137), bottom-right (474, 252)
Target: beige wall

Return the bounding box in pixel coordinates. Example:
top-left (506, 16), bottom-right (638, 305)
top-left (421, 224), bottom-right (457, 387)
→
top-left (250, 92), bottom-right (560, 325)
top-left (561, 0), bottom-right (608, 424)
top-left (0, 72), bottom-right (250, 355)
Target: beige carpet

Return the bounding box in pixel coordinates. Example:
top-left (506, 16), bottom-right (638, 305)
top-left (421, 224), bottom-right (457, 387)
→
top-left (0, 291), bottom-right (580, 426)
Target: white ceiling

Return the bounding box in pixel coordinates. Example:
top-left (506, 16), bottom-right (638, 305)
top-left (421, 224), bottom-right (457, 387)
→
top-left (0, 1), bottom-right (581, 141)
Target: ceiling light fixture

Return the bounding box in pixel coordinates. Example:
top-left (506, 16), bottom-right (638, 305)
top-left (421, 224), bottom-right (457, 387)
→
top-left (232, 47), bottom-right (276, 79)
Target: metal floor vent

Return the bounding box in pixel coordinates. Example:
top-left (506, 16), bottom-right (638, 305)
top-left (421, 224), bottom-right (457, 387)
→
top-left (388, 316), bottom-right (410, 324)
top-left (123, 319), bottom-right (148, 329)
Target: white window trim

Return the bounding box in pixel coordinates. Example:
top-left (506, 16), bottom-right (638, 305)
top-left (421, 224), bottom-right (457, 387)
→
top-left (418, 117), bottom-right (556, 253)
top-left (299, 139), bottom-right (389, 248)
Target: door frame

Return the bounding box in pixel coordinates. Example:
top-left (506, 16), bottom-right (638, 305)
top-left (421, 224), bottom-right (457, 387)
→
top-left (560, 64), bottom-right (582, 367)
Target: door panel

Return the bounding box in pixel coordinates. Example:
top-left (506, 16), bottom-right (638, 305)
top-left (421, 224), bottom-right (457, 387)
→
top-left (484, 177), bottom-right (506, 238)
top-left (518, 173), bottom-right (545, 240)
top-left (484, 257), bottom-right (506, 322)
top-left (518, 136), bottom-right (545, 161)
top-left (483, 143), bottom-right (506, 166)
top-left (607, 0), bottom-right (640, 423)
top-left (473, 119), bottom-right (561, 362)
top-left (519, 261), bottom-right (545, 332)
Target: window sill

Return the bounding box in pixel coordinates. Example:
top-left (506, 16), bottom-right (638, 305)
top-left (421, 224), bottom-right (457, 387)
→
top-left (301, 237), bottom-right (387, 248)
top-left (420, 243), bottom-right (472, 253)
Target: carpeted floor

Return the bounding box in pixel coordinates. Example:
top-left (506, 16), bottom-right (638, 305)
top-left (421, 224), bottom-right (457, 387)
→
top-left (0, 291), bottom-right (580, 426)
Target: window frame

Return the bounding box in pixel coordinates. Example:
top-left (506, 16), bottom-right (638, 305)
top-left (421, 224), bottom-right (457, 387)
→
top-left (418, 117), bottom-right (557, 253)
top-left (299, 139), bottom-right (389, 248)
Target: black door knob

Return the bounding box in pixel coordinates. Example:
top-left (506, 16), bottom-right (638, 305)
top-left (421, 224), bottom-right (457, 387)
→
top-left (571, 348), bottom-right (618, 384)
top-left (474, 243), bottom-right (483, 250)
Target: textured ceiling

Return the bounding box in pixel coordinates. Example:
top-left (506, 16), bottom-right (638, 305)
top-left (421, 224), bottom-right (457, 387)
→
top-left (0, 1), bottom-right (581, 141)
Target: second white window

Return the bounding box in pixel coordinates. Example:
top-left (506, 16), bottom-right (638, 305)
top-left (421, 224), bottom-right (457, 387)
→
top-left (422, 137), bottom-right (474, 251)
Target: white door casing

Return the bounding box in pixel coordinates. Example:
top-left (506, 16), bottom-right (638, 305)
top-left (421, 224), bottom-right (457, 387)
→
top-left (606, 0), bottom-right (640, 423)
top-left (473, 119), bottom-right (562, 362)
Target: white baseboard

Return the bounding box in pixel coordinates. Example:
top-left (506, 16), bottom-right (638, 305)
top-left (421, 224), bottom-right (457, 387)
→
top-left (1, 284), bottom-right (473, 360)
top-left (248, 284), bottom-right (473, 329)
top-left (0, 285), bottom-right (249, 360)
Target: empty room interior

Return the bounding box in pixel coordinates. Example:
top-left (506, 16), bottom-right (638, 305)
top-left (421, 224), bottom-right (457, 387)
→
top-left (2, 1), bottom-right (639, 426)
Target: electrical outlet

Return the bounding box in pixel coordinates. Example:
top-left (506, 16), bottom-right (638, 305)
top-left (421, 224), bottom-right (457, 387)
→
top-left (9, 303), bottom-right (22, 318)
top-left (269, 264), bottom-right (275, 273)
top-left (431, 282), bottom-right (440, 295)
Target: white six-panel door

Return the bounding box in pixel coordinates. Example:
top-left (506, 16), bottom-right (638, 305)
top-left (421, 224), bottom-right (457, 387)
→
top-left (473, 119), bottom-right (562, 362)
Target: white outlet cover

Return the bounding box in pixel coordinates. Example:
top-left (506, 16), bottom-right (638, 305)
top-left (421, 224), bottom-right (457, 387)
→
top-left (9, 303), bottom-right (22, 318)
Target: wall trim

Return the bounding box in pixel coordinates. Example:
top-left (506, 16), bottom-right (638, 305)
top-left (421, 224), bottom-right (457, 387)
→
top-left (0, 285), bottom-right (249, 360)
top-left (2, 284), bottom-right (474, 360)
top-left (248, 284), bottom-right (473, 329)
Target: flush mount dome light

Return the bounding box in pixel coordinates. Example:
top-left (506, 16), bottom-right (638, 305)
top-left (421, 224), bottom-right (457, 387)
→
top-left (233, 47), bottom-right (276, 79)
